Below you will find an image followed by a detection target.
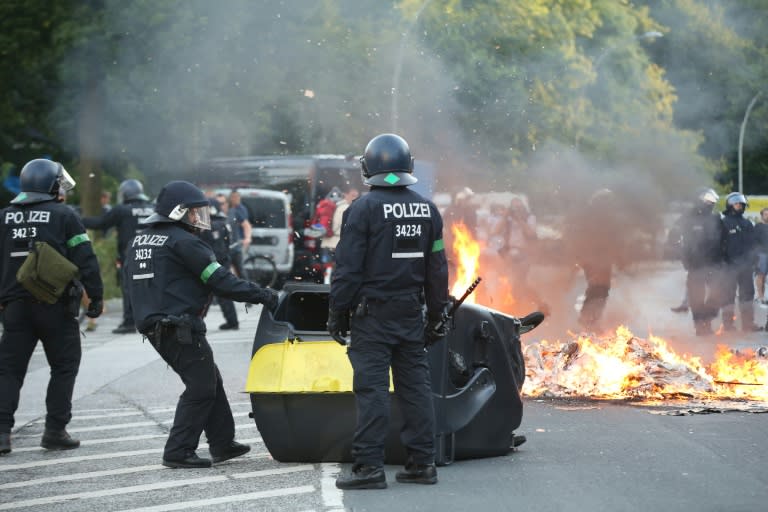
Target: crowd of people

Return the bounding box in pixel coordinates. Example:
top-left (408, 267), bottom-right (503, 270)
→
top-left (670, 188), bottom-right (768, 336)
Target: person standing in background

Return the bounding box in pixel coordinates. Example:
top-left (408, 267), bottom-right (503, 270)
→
top-left (201, 198), bottom-right (240, 330)
top-left (752, 207), bottom-right (768, 306)
top-left (676, 188), bottom-right (724, 336)
top-left (227, 190), bottom-right (252, 278)
top-left (324, 185), bottom-right (359, 282)
top-left (719, 192), bottom-right (759, 332)
top-left (81, 179), bottom-right (154, 334)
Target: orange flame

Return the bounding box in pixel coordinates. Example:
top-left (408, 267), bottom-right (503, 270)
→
top-left (450, 222), bottom-right (480, 303)
top-left (523, 328), bottom-right (768, 402)
top-left (447, 220), bottom-right (768, 404)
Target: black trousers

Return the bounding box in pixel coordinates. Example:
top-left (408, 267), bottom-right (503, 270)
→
top-left (147, 330), bottom-right (235, 459)
top-left (219, 298), bottom-right (238, 326)
top-left (687, 266), bottom-right (720, 322)
top-left (120, 263), bottom-right (134, 327)
top-left (347, 294), bottom-right (435, 467)
top-left (0, 299), bottom-right (81, 432)
top-left (579, 262), bottom-right (612, 329)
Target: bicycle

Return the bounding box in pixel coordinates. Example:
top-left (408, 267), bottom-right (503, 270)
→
top-left (242, 253), bottom-right (279, 289)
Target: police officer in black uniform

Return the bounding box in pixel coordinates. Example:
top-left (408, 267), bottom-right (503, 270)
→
top-left (329, 134), bottom-right (449, 489)
top-left (125, 180), bottom-right (278, 468)
top-left (82, 179), bottom-right (154, 334)
top-left (720, 192), bottom-right (759, 332)
top-left (676, 187), bottom-right (725, 336)
top-left (200, 198), bottom-right (239, 329)
top-left (0, 159), bottom-right (103, 455)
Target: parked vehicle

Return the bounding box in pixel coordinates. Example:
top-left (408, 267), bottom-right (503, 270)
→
top-left (194, 154), bottom-right (437, 284)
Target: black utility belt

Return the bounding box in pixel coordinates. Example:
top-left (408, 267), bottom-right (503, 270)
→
top-left (147, 316), bottom-right (205, 346)
top-left (355, 291), bottom-right (424, 316)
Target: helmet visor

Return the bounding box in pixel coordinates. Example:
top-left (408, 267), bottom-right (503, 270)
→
top-left (699, 189), bottom-right (718, 205)
top-left (58, 166), bottom-right (76, 192)
top-left (184, 205), bottom-right (211, 230)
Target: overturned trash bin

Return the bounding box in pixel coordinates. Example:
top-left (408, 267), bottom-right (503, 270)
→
top-left (245, 282), bottom-right (540, 465)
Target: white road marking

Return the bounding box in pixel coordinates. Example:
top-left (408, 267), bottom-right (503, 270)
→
top-left (0, 465), bottom-right (314, 511)
top-left (116, 486), bottom-right (315, 512)
top-left (0, 464), bottom-right (162, 490)
top-left (0, 453), bottom-right (291, 491)
top-left (12, 434), bottom-right (167, 452)
top-left (0, 438), bottom-right (265, 472)
top-left (321, 462), bottom-right (344, 509)
top-left (32, 411), bottom-right (144, 422)
top-left (0, 449), bottom-right (159, 472)
top-left (13, 420), bottom-right (169, 437)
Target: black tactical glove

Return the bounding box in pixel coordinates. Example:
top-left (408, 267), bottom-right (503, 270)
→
top-left (425, 301), bottom-right (452, 347)
top-left (86, 297), bottom-right (103, 319)
top-left (258, 288), bottom-right (279, 312)
top-left (327, 309), bottom-right (350, 345)
top-left (425, 317), bottom-right (449, 347)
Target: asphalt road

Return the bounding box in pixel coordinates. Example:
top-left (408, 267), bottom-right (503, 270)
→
top-left (1, 261), bottom-right (767, 511)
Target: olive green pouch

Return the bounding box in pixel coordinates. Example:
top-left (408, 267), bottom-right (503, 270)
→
top-left (16, 241), bottom-right (79, 304)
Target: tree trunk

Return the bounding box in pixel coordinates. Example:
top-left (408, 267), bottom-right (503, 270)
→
top-left (78, 76), bottom-right (104, 217)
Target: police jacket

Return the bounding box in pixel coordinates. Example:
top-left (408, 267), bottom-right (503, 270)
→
top-left (125, 222), bottom-right (272, 332)
top-left (678, 207), bottom-right (724, 270)
top-left (721, 211), bottom-right (755, 266)
top-left (0, 198), bottom-right (103, 303)
top-left (200, 215), bottom-right (232, 267)
top-left (330, 186), bottom-right (449, 319)
top-left (82, 198), bottom-right (154, 262)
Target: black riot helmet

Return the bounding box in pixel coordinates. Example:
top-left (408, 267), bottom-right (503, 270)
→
top-left (725, 191), bottom-right (747, 215)
top-left (143, 180), bottom-right (211, 230)
top-left (360, 133), bottom-right (417, 187)
top-left (117, 179), bottom-right (148, 203)
top-left (11, 158), bottom-right (76, 205)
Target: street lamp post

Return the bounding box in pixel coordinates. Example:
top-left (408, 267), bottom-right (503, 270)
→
top-left (738, 91), bottom-right (762, 193)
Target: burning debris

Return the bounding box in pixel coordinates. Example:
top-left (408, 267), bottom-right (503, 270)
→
top-left (522, 326), bottom-right (768, 403)
top-left (446, 218), bottom-right (768, 408)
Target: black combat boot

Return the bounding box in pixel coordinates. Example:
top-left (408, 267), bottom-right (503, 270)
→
top-left (41, 429), bottom-right (80, 450)
top-left (0, 432), bottom-right (10, 455)
top-left (395, 462), bottom-right (438, 484)
top-left (112, 323), bottom-right (137, 334)
top-left (162, 450), bottom-right (212, 469)
top-left (210, 441), bottom-right (250, 463)
top-left (335, 464), bottom-right (387, 490)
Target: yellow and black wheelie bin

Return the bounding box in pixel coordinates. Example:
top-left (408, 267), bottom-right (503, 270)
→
top-left (245, 282), bottom-right (539, 465)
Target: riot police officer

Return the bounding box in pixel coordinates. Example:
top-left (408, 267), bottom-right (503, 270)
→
top-left (676, 188), bottom-right (725, 336)
top-left (200, 198), bottom-right (239, 329)
top-left (720, 192), bottom-right (759, 331)
top-left (0, 159), bottom-right (103, 455)
top-left (124, 180), bottom-right (278, 468)
top-left (329, 134), bottom-right (450, 489)
top-left (82, 179), bottom-right (154, 334)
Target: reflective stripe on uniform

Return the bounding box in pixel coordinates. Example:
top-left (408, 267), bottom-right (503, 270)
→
top-left (67, 233), bottom-right (90, 248)
top-left (392, 252), bottom-right (424, 258)
top-left (200, 262), bottom-right (221, 283)
top-left (431, 239), bottom-right (444, 252)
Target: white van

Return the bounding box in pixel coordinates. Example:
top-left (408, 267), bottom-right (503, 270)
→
top-left (232, 188), bottom-right (294, 285)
